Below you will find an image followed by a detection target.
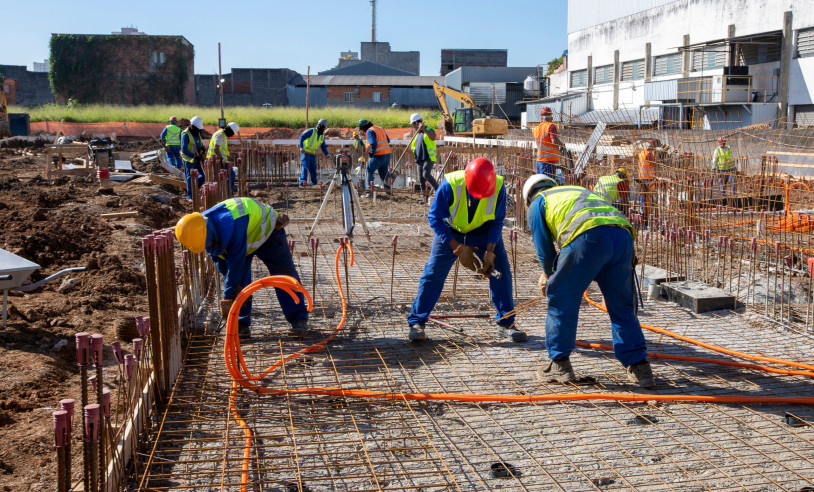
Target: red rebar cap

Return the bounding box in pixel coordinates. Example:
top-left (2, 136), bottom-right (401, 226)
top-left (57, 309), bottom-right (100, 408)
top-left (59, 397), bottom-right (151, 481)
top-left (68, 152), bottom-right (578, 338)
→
top-left (84, 404), bottom-right (100, 442)
top-left (125, 354), bottom-right (136, 380)
top-left (88, 375), bottom-right (97, 392)
top-left (111, 341), bottom-right (124, 365)
top-left (53, 410), bottom-right (68, 448)
top-left (133, 338), bottom-right (143, 361)
top-left (101, 388), bottom-right (111, 418)
top-left (60, 399), bottom-right (75, 418)
top-left (75, 332), bottom-right (90, 366)
top-left (91, 334), bottom-right (103, 366)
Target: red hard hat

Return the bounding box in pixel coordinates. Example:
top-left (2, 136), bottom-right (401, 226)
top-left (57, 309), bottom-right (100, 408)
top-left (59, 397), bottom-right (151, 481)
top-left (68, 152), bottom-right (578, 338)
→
top-left (169, 116), bottom-right (178, 123)
top-left (539, 107), bottom-right (553, 116)
top-left (465, 157), bottom-right (497, 199)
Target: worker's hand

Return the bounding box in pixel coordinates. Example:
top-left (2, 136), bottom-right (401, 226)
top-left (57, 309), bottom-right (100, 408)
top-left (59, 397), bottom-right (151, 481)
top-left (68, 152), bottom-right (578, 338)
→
top-left (538, 274), bottom-right (548, 296)
top-left (480, 250), bottom-right (496, 276)
top-left (275, 213), bottom-right (290, 230)
top-left (220, 299), bottom-right (234, 317)
top-left (453, 244), bottom-right (479, 272)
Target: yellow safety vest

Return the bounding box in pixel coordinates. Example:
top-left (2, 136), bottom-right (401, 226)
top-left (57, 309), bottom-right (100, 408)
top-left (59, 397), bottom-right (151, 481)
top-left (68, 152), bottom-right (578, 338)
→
top-left (714, 145), bottom-right (733, 171)
top-left (410, 131), bottom-right (437, 163)
top-left (592, 175), bottom-right (622, 202)
top-left (206, 129), bottom-right (229, 161)
top-left (301, 128), bottom-right (325, 155)
top-left (163, 124), bottom-right (181, 146)
top-left (181, 128), bottom-right (202, 163)
top-left (535, 185), bottom-right (633, 248)
top-left (222, 197), bottom-right (277, 255)
top-left (446, 170), bottom-right (504, 234)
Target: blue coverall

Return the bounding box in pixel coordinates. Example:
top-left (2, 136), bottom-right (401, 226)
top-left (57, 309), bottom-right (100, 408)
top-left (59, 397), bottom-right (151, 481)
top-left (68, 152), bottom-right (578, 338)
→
top-left (407, 179), bottom-right (515, 328)
top-left (527, 196), bottom-right (648, 367)
top-left (159, 125), bottom-right (182, 169)
top-left (181, 130), bottom-right (205, 200)
top-left (363, 127), bottom-right (391, 189)
top-left (203, 204), bottom-right (308, 327)
top-left (298, 129), bottom-right (329, 185)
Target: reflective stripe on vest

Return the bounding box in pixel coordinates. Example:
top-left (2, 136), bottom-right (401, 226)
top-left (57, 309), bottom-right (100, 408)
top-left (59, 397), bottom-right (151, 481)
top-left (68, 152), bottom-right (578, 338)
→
top-left (715, 145), bottom-right (733, 171)
top-left (446, 170), bottom-right (504, 233)
top-left (410, 131), bottom-right (437, 162)
top-left (365, 125), bottom-right (391, 155)
top-left (536, 186), bottom-right (633, 248)
top-left (534, 122), bottom-right (559, 163)
top-left (164, 125), bottom-right (181, 146)
top-left (301, 128), bottom-right (325, 155)
top-left (222, 197), bottom-right (277, 255)
top-left (592, 175), bottom-right (622, 202)
top-left (206, 129), bottom-right (229, 160)
top-left (181, 128), bottom-right (201, 163)
top-left (638, 150), bottom-right (655, 179)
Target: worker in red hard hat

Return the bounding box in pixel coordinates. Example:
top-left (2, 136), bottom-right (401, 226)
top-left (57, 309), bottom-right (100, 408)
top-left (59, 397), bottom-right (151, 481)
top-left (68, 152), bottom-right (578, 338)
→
top-left (407, 157), bottom-right (524, 343)
top-left (533, 107), bottom-right (564, 178)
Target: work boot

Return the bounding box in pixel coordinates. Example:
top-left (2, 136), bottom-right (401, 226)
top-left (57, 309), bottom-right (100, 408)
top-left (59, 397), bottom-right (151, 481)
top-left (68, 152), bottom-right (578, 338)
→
top-left (408, 324), bottom-right (427, 342)
top-left (237, 322), bottom-right (251, 338)
top-left (290, 319), bottom-right (308, 334)
top-left (538, 357), bottom-right (577, 384)
top-left (496, 324), bottom-right (527, 343)
top-left (626, 360), bottom-right (656, 389)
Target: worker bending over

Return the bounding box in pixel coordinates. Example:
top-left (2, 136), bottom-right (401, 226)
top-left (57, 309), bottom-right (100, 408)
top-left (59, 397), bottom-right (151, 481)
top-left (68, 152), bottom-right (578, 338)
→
top-left (175, 197), bottom-right (309, 336)
top-left (533, 107), bottom-right (564, 178)
top-left (592, 167), bottom-right (631, 215)
top-left (160, 116), bottom-right (182, 169)
top-left (180, 116), bottom-right (205, 201)
top-left (712, 136), bottom-right (735, 197)
top-left (299, 119), bottom-right (330, 186)
top-left (523, 175), bottom-right (655, 388)
top-left (409, 113), bottom-right (439, 199)
top-left (207, 122), bottom-right (240, 193)
top-left (407, 158), bottom-right (524, 343)
top-left (358, 119), bottom-right (392, 190)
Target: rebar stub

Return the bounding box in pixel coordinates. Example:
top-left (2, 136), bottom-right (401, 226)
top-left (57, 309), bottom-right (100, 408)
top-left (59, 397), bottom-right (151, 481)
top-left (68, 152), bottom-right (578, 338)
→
top-left (489, 462), bottom-right (520, 479)
top-left (101, 388), bottom-right (111, 418)
top-left (75, 332), bottom-right (90, 366)
top-left (628, 415), bottom-right (659, 425)
top-left (782, 412), bottom-right (809, 428)
top-left (52, 410), bottom-right (68, 448)
top-left (84, 404), bottom-right (100, 442)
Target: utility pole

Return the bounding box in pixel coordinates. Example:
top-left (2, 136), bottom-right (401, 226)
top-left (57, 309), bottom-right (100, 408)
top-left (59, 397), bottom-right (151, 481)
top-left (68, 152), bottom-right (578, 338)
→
top-left (218, 43), bottom-right (225, 127)
top-left (371, 0), bottom-right (376, 42)
top-left (305, 66), bottom-right (310, 129)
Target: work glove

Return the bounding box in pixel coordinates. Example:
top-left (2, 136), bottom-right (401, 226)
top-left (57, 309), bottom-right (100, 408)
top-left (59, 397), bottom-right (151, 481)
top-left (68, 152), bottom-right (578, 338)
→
top-left (220, 299), bottom-right (234, 317)
top-left (453, 244), bottom-right (479, 273)
top-left (538, 274), bottom-right (548, 296)
top-left (275, 213), bottom-right (290, 231)
top-left (481, 250), bottom-right (496, 276)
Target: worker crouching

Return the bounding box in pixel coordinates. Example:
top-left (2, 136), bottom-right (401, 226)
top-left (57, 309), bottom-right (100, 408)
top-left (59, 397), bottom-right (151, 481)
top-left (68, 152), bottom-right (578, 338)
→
top-left (407, 158), bottom-right (525, 343)
top-left (175, 197), bottom-right (309, 337)
top-left (523, 175), bottom-right (655, 388)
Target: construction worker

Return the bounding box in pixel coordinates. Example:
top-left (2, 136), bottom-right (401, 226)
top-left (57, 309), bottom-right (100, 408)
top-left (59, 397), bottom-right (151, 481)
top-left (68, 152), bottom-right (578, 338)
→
top-left (637, 140), bottom-right (657, 219)
top-left (407, 157), bottom-right (525, 343)
top-left (522, 175), bottom-right (655, 388)
top-left (409, 113), bottom-right (439, 198)
top-left (207, 122), bottom-right (240, 192)
top-left (298, 119), bottom-right (330, 186)
top-left (358, 119), bottom-right (392, 190)
top-left (592, 168), bottom-right (631, 215)
top-left (712, 136), bottom-right (735, 197)
top-left (174, 197), bottom-right (308, 336)
top-left (532, 107), bottom-right (564, 179)
top-left (180, 116), bottom-right (205, 201)
top-left (159, 116), bottom-right (182, 169)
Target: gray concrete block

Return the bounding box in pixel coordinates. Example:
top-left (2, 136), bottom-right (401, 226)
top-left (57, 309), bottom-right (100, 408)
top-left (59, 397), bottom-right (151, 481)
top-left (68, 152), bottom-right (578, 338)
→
top-left (638, 264), bottom-right (685, 290)
top-left (661, 281), bottom-right (737, 313)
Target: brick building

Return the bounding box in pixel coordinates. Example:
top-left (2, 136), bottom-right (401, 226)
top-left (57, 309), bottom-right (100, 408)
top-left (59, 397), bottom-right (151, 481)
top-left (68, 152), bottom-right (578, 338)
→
top-left (195, 68), bottom-right (297, 107)
top-left (0, 65), bottom-right (56, 106)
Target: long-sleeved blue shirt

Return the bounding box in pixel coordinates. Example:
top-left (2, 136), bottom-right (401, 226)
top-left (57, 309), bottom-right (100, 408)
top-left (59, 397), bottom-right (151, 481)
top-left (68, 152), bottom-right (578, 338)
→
top-left (366, 127), bottom-right (390, 157)
top-left (180, 130), bottom-right (203, 161)
top-left (298, 128), bottom-right (330, 156)
top-left (202, 205), bottom-right (250, 300)
top-left (428, 178), bottom-right (506, 245)
top-left (527, 196), bottom-right (557, 276)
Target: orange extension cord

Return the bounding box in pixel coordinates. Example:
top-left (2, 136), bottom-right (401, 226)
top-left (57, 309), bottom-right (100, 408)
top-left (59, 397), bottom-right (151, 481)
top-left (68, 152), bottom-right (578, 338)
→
top-left (224, 242), bottom-right (814, 490)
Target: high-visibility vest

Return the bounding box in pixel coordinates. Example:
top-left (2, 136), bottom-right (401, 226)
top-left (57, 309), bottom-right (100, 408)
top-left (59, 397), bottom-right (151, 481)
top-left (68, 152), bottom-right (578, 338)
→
top-left (410, 131), bottom-right (437, 162)
top-left (534, 185), bottom-right (633, 249)
top-left (221, 197), bottom-right (277, 256)
top-left (592, 174), bottom-right (622, 202)
top-left (301, 128), bottom-right (325, 155)
top-left (365, 125), bottom-right (391, 155)
top-left (533, 121), bottom-right (559, 163)
top-left (638, 150), bottom-right (655, 179)
top-left (446, 170), bottom-right (504, 234)
top-left (181, 128), bottom-right (202, 163)
top-left (206, 129), bottom-right (229, 160)
top-left (163, 124), bottom-right (181, 146)
top-left (714, 145), bottom-right (733, 171)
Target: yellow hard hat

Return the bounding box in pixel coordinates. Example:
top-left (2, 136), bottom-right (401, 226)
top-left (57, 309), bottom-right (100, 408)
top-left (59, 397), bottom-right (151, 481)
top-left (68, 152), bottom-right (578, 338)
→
top-left (352, 130), bottom-right (359, 137)
top-left (615, 167), bottom-right (629, 180)
top-left (175, 212), bottom-right (207, 254)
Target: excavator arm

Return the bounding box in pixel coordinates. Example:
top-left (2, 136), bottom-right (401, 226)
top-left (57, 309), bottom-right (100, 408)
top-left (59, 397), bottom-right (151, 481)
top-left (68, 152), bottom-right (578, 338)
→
top-left (432, 81), bottom-right (508, 137)
top-left (433, 81), bottom-right (479, 135)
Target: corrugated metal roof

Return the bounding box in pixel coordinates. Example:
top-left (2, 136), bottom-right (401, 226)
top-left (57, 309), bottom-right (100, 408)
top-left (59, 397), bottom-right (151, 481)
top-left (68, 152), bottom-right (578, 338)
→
top-left (318, 61), bottom-right (416, 76)
top-left (571, 108), bottom-right (660, 126)
top-left (446, 66), bottom-right (537, 83)
top-left (288, 74), bottom-right (443, 87)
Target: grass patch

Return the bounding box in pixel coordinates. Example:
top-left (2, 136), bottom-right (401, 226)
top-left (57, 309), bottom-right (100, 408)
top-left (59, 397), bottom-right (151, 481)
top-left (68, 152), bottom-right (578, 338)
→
top-left (11, 104), bottom-right (442, 129)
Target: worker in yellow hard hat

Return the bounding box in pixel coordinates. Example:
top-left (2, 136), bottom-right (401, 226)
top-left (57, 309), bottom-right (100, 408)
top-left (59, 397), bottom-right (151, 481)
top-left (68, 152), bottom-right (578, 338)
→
top-left (591, 167), bottom-right (631, 215)
top-left (175, 197), bottom-right (308, 336)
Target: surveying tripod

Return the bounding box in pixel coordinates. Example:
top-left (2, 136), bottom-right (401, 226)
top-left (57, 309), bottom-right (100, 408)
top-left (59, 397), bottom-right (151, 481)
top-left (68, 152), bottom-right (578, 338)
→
top-left (309, 150), bottom-right (370, 238)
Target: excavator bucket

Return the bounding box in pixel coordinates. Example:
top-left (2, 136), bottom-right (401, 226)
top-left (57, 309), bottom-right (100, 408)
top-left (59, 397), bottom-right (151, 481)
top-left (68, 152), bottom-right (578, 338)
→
top-left (443, 116), bottom-right (455, 135)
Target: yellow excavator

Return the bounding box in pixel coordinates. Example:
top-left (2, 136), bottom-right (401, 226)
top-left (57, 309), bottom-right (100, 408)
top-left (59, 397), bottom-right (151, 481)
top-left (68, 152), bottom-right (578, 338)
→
top-left (433, 81), bottom-right (508, 137)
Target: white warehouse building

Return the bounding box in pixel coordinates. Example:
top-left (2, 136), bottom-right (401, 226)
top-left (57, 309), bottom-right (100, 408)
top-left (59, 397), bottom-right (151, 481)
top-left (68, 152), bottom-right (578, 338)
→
top-left (526, 0), bottom-right (814, 130)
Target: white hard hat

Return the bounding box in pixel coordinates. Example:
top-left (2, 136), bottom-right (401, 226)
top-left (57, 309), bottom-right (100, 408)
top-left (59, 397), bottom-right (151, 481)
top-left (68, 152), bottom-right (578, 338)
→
top-left (522, 174), bottom-right (558, 208)
top-left (316, 118), bottom-right (328, 129)
top-left (190, 116), bottom-right (204, 130)
top-left (410, 113), bottom-right (423, 124)
top-left (227, 122), bottom-right (239, 134)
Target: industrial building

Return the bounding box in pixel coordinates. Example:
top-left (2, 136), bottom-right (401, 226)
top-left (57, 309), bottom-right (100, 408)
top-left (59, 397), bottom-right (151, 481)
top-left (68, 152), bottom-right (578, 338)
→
top-left (440, 49), bottom-right (508, 76)
top-left (0, 64), bottom-right (56, 106)
top-left (194, 68), bottom-right (297, 107)
top-left (443, 66), bottom-right (538, 122)
top-left (286, 74), bottom-right (442, 108)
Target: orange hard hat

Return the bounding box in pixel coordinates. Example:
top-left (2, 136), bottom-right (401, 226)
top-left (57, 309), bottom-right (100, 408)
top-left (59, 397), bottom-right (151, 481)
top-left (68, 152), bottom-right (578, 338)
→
top-left (539, 107), bottom-right (553, 116)
top-left (465, 157), bottom-right (497, 199)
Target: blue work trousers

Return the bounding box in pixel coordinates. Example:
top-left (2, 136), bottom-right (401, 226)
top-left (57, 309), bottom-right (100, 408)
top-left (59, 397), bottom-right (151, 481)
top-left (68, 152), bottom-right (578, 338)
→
top-left (408, 232), bottom-right (515, 328)
top-left (219, 160), bottom-right (236, 192)
top-left (166, 146), bottom-right (182, 168)
top-left (364, 154), bottom-right (391, 189)
top-left (300, 153), bottom-right (318, 185)
top-left (183, 160), bottom-right (205, 200)
top-left (717, 170), bottom-right (735, 197)
top-left (545, 225), bottom-right (647, 367)
top-left (536, 161), bottom-right (559, 179)
top-left (218, 228), bottom-right (309, 327)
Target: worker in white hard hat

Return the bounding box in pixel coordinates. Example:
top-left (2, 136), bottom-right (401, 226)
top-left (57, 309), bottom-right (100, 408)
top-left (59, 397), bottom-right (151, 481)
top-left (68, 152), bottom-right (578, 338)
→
top-left (207, 121), bottom-right (240, 193)
top-left (409, 113), bottom-right (439, 200)
top-left (298, 119), bottom-right (330, 186)
top-left (522, 174), bottom-right (654, 389)
top-left (180, 116), bottom-right (206, 200)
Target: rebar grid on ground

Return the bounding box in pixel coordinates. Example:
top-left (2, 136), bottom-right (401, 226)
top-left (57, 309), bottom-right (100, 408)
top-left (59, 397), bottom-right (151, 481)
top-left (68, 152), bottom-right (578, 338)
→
top-left (135, 219), bottom-right (814, 491)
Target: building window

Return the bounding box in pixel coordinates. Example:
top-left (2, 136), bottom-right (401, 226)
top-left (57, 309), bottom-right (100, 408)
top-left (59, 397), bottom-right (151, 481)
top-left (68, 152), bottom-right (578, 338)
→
top-left (372, 92), bottom-right (382, 103)
top-left (653, 53), bottom-right (682, 76)
top-left (740, 43), bottom-right (781, 64)
top-left (570, 69), bottom-right (587, 88)
top-left (593, 64), bottom-right (614, 84)
top-left (344, 92), bottom-right (354, 102)
top-left (691, 49), bottom-right (726, 71)
top-left (150, 51), bottom-right (166, 68)
top-left (621, 59), bottom-right (644, 81)
top-left (797, 28), bottom-right (814, 58)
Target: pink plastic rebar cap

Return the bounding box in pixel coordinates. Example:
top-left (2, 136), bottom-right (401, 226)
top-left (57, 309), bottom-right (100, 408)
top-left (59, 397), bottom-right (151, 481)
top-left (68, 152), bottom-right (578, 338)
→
top-left (53, 410), bottom-right (68, 448)
top-left (101, 388), bottom-right (111, 418)
top-left (75, 332), bottom-right (90, 366)
top-left (60, 399), bottom-right (75, 420)
top-left (125, 354), bottom-right (136, 380)
top-left (111, 341), bottom-right (124, 365)
top-left (90, 334), bottom-right (103, 366)
top-left (88, 374), bottom-right (97, 393)
top-left (84, 404), bottom-right (100, 442)
top-left (133, 338), bottom-right (143, 361)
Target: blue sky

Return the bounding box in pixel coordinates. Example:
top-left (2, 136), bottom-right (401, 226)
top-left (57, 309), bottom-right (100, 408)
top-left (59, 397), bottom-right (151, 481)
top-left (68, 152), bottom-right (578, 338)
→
top-left (2, 0), bottom-right (567, 77)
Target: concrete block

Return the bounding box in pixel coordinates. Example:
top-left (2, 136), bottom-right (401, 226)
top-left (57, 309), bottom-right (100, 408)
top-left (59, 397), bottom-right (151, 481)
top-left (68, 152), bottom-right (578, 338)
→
top-left (638, 264), bottom-right (684, 290)
top-left (660, 281), bottom-right (736, 313)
